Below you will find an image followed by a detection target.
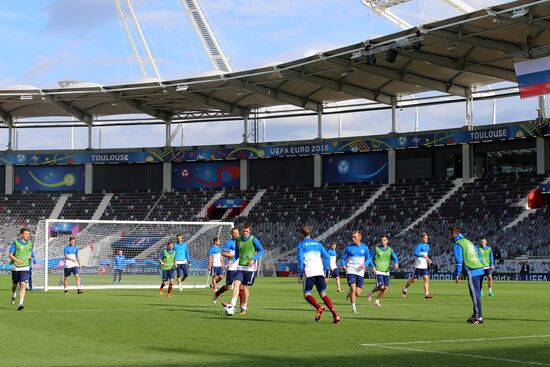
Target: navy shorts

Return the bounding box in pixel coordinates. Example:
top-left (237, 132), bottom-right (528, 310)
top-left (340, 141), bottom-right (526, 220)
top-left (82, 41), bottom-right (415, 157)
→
top-left (211, 266), bottom-right (223, 276)
top-left (235, 270), bottom-right (255, 286)
top-left (484, 268), bottom-right (493, 276)
top-left (162, 269), bottom-right (176, 281)
top-left (64, 267), bottom-right (80, 277)
top-left (226, 270), bottom-right (237, 285)
top-left (346, 274), bottom-right (365, 289)
top-left (12, 270), bottom-right (30, 284)
top-left (176, 264), bottom-right (189, 278)
top-left (414, 268), bottom-right (429, 278)
top-left (303, 275), bottom-right (326, 294)
top-left (326, 268), bottom-right (339, 278)
top-left (376, 274), bottom-right (390, 287)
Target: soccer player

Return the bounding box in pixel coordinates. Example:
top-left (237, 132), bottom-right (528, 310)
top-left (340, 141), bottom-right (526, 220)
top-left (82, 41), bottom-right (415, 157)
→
top-left (63, 236), bottom-right (83, 294)
top-left (225, 223), bottom-right (264, 315)
top-left (8, 228), bottom-right (33, 310)
top-left (478, 238), bottom-right (495, 296)
top-left (113, 250), bottom-right (126, 284)
top-left (367, 234), bottom-right (399, 307)
top-left (208, 237), bottom-right (224, 292)
top-left (28, 248), bottom-right (37, 292)
top-left (297, 226), bottom-right (340, 323)
top-left (450, 226), bottom-right (485, 324)
top-left (158, 241), bottom-right (177, 298)
top-left (174, 234), bottom-right (191, 291)
top-left (402, 232), bottom-right (433, 299)
top-left (213, 228), bottom-right (245, 305)
top-left (341, 230), bottom-right (373, 313)
top-left (326, 242), bottom-right (342, 292)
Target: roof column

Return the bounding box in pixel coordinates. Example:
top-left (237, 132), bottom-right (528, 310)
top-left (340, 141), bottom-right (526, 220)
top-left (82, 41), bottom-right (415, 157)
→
top-left (243, 116), bottom-right (248, 143)
top-left (391, 97), bottom-right (397, 133)
top-left (466, 89), bottom-right (474, 131)
top-left (317, 107), bottom-right (323, 139)
top-left (7, 116), bottom-right (13, 151)
top-left (165, 118), bottom-right (172, 147)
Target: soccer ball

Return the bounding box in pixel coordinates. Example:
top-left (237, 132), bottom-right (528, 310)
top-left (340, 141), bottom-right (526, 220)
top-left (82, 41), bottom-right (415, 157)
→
top-left (224, 304), bottom-right (235, 316)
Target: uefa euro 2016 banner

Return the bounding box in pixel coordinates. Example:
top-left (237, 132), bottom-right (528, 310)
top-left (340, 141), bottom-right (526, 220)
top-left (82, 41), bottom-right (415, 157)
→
top-left (324, 151), bottom-right (388, 183)
top-left (172, 161), bottom-right (240, 189)
top-left (14, 165), bottom-right (85, 191)
top-left (0, 121), bottom-right (547, 166)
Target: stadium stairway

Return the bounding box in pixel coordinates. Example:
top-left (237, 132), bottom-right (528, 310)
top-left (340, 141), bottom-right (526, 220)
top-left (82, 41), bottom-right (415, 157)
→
top-left (49, 194), bottom-right (70, 219)
top-left (317, 185), bottom-right (388, 243)
top-left (198, 191), bottom-right (224, 218)
top-left (238, 189), bottom-right (266, 217)
top-left (397, 178), bottom-right (469, 236)
top-left (91, 193), bottom-right (113, 221)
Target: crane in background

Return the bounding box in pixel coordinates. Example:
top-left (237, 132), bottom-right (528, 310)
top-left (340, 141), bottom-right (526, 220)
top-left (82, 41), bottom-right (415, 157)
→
top-left (362, 0), bottom-right (499, 129)
top-left (114, 0), bottom-right (242, 145)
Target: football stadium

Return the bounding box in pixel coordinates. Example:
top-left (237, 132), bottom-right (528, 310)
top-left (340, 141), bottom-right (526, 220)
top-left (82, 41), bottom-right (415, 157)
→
top-left (2, 0), bottom-right (550, 366)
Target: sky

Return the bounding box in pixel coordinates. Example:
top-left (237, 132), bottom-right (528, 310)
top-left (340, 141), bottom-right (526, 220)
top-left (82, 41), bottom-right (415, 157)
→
top-left (0, 0), bottom-right (541, 150)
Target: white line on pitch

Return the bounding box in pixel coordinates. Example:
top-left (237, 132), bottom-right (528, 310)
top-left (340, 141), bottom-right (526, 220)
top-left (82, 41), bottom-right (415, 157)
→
top-left (361, 344), bottom-right (550, 366)
top-left (361, 334), bottom-right (550, 346)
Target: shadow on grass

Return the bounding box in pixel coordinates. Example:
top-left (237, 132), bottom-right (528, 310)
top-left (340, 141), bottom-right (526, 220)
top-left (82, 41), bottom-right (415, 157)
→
top-left (53, 343), bottom-right (550, 367)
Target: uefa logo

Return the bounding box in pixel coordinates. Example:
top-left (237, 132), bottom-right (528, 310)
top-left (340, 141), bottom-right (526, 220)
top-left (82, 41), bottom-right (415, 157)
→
top-left (337, 160), bottom-right (349, 174)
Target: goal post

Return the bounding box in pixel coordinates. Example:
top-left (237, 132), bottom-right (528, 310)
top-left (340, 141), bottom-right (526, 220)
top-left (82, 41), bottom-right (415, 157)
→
top-left (33, 219), bottom-right (234, 291)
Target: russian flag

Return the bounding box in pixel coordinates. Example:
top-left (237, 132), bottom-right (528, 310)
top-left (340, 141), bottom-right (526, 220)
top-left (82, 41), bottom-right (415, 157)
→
top-left (514, 56), bottom-right (550, 99)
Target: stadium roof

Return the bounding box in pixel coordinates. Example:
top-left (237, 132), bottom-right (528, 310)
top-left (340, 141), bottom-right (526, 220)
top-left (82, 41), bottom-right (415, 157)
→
top-left (1, 0), bottom-right (549, 124)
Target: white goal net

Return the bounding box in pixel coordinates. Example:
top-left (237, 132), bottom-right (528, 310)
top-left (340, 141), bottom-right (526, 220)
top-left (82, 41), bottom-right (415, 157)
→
top-left (31, 219), bottom-right (234, 291)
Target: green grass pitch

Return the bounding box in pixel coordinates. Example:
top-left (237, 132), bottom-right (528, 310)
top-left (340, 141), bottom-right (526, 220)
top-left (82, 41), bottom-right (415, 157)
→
top-left (1, 276), bottom-right (549, 367)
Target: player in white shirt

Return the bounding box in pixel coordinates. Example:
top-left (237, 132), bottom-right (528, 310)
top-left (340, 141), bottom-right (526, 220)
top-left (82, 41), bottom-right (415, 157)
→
top-left (208, 238), bottom-right (224, 292)
top-left (326, 242), bottom-right (342, 292)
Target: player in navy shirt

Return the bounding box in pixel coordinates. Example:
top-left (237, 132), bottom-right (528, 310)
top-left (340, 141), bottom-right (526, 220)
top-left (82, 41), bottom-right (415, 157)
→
top-left (297, 226), bottom-right (340, 323)
top-left (208, 238), bottom-right (224, 292)
top-left (112, 250), bottom-right (126, 284)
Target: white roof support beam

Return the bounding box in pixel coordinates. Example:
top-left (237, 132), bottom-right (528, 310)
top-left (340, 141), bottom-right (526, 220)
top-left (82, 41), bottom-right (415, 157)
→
top-left (229, 79), bottom-right (321, 112)
top-left (110, 92), bottom-right (172, 122)
top-left (182, 91), bottom-right (249, 117)
top-left (327, 57), bottom-right (468, 97)
top-left (427, 29), bottom-right (523, 55)
top-left (44, 95), bottom-right (93, 124)
top-left (402, 51), bottom-right (517, 82)
top-left (283, 69), bottom-right (394, 105)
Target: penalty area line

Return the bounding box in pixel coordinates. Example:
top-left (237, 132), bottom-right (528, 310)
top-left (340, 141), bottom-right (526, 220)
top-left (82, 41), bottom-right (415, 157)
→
top-left (362, 334), bottom-right (550, 346)
top-left (361, 339), bottom-right (550, 366)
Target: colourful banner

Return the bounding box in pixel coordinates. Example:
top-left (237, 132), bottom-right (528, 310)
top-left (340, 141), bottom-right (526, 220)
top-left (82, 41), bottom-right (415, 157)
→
top-left (14, 165), bottom-right (85, 191)
top-left (172, 161), bottom-right (240, 189)
top-left (323, 152), bottom-right (388, 183)
top-left (0, 121), bottom-right (547, 165)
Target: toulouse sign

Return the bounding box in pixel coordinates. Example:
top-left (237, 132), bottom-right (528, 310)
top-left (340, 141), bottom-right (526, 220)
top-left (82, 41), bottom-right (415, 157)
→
top-left (0, 121), bottom-right (547, 165)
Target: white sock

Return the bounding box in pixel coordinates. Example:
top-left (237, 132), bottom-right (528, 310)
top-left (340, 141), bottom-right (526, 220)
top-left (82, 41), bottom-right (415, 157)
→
top-left (489, 288), bottom-right (492, 292)
top-left (19, 299), bottom-right (24, 305)
top-left (351, 303), bottom-right (356, 310)
top-left (12, 292), bottom-right (16, 298)
top-left (241, 303), bottom-right (248, 310)
top-left (403, 288), bottom-right (407, 292)
top-left (231, 297), bottom-right (237, 307)
top-left (425, 291), bottom-right (429, 295)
